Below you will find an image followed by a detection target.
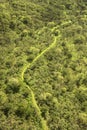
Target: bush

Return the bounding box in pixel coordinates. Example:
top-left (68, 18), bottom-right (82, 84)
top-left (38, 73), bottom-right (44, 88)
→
top-left (6, 78), bottom-right (20, 93)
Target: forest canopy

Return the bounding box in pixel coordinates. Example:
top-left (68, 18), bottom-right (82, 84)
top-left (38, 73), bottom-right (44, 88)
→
top-left (0, 0), bottom-right (87, 130)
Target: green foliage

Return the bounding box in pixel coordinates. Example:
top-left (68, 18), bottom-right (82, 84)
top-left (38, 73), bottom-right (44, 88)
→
top-left (0, 0), bottom-right (87, 130)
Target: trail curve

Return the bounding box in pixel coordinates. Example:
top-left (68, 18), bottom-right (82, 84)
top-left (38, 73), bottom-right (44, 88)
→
top-left (20, 31), bottom-right (61, 130)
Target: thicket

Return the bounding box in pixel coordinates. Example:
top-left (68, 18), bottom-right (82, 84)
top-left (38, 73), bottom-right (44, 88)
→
top-left (0, 0), bottom-right (87, 130)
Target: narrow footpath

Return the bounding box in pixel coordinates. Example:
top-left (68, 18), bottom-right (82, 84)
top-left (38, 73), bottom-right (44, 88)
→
top-left (20, 27), bottom-right (61, 130)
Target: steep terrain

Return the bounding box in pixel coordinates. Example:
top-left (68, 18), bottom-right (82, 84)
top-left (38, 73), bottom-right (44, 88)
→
top-left (0, 0), bottom-right (87, 130)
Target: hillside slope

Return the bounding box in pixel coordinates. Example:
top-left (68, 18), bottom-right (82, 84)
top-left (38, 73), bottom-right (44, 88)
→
top-left (0, 0), bottom-right (87, 130)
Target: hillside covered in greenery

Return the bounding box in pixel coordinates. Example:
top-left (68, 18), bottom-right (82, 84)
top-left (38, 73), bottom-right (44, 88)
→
top-left (0, 0), bottom-right (87, 130)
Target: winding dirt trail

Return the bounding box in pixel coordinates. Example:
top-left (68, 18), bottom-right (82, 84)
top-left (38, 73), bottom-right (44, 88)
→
top-left (20, 28), bottom-right (61, 130)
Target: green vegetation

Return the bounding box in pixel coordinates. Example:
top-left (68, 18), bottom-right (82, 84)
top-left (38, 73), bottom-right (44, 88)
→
top-left (0, 0), bottom-right (87, 130)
